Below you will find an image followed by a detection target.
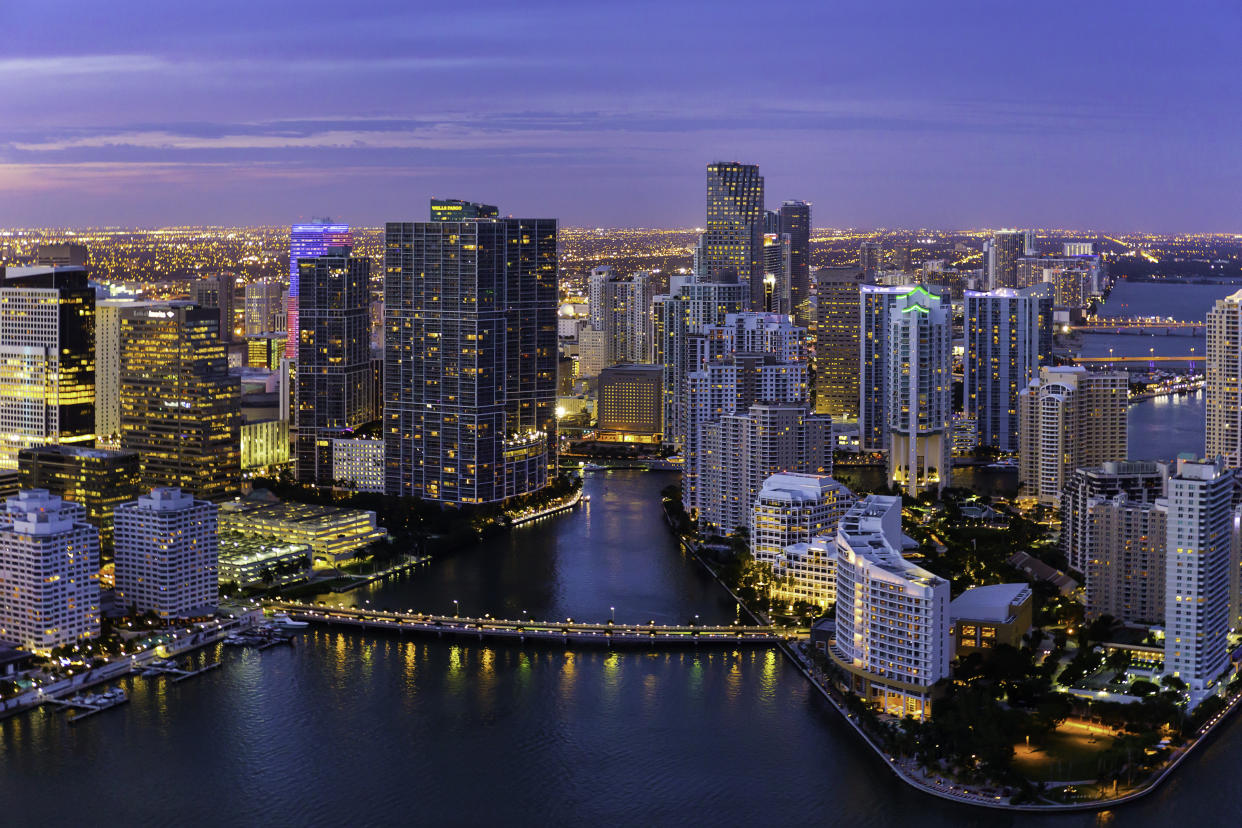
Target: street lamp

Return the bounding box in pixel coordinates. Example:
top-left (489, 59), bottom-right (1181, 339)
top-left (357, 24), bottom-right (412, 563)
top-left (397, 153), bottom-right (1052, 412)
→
top-left (453, 599), bottom-right (459, 618)
top-left (609, 606), bottom-right (615, 625)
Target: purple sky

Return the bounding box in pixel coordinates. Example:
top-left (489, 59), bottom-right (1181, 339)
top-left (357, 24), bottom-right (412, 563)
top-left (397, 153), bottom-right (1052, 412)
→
top-left (2, 0), bottom-right (1241, 231)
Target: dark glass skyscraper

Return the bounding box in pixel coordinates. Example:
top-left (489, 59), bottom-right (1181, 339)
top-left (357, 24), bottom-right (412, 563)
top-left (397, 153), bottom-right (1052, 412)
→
top-left (702, 162), bottom-right (765, 309)
top-left (384, 203), bottom-right (557, 503)
top-left (0, 265), bottom-right (95, 469)
top-left (288, 222), bottom-right (351, 359)
top-left (779, 201), bottom-right (811, 326)
top-left (429, 199), bottom-right (500, 221)
top-left (119, 303), bottom-right (240, 500)
top-left (295, 247), bottom-right (373, 486)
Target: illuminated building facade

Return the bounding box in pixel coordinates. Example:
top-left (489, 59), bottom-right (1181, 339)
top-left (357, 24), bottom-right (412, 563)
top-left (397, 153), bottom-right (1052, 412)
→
top-left (813, 267), bottom-right (867, 419)
top-left (17, 445), bottom-right (141, 552)
top-left (702, 162), bottom-right (765, 308)
top-left (596, 365), bottom-right (662, 442)
top-left (887, 287), bottom-right (952, 496)
top-left (244, 279), bottom-right (286, 336)
top-left (0, 266), bottom-right (95, 469)
top-left (983, 230), bottom-right (1026, 290)
top-left (384, 204), bottom-right (557, 503)
top-left (1017, 366), bottom-right (1128, 504)
top-left (114, 487), bottom-right (218, 620)
top-left (0, 490), bottom-right (100, 653)
top-left (430, 199), bottom-right (499, 221)
top-left (587, 266), bottom-right (653, 365)
top-left (830, 495), bottom-right (949, 720)
top-left (1206, 289), bottom-right (1242, 466)
top-left (287, 222), bottom-right (351, 359)
top-left (95, 299), bottom-right (148, 445)
top-left (191, 273), bottom-right (237, 342)
top-left (119, 303), bottom-right (241, 501)
top-left (963, 287), bottom-right (1044, 452)
top-left (331, 438), bottom-right (385, 492)
top-left (295, 248), bottom-right (373, 486)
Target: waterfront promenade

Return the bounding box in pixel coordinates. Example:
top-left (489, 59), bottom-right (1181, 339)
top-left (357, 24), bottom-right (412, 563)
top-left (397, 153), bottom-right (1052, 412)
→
top-left (267, 601), bottom-right (782, 647)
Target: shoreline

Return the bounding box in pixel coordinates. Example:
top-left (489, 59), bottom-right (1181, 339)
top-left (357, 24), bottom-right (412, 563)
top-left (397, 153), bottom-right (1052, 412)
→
top-left (660, 496), bottom-right (1242, 813)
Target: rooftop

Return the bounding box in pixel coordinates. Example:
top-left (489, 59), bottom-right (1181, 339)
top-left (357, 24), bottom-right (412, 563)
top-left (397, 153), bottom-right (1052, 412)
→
top-left (950, 583), bottom-right (1032, 623)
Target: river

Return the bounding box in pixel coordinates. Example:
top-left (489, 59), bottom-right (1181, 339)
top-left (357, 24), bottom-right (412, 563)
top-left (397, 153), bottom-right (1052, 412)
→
top-left (4, 476), bottom-right (1241, 826)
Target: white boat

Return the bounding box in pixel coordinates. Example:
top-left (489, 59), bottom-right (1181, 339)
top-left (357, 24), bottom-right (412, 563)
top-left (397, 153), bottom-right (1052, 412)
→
top-left (580, 462), bottom-right (605, 472)
top-left (271, 613), bottom-right (309, 629)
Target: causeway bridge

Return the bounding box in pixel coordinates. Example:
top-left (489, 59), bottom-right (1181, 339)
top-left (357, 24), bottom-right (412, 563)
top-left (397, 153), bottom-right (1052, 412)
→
top-left (267, 602), bottom-right (785, 648)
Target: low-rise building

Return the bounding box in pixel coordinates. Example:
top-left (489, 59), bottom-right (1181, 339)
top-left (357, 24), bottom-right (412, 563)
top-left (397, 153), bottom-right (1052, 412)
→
top-left (217, 533), bottom-right (311, 588)
top-left (219, 494), bottom-right (386, 565)
top-left (331, 438), bottom-right (384, 493)
top-left (949, 583), bottom-right (1034, 657)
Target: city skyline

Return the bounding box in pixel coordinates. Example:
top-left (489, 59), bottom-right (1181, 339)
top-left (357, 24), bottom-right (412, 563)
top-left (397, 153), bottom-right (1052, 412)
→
top-left (4, 2), bottom-right (1242, 231)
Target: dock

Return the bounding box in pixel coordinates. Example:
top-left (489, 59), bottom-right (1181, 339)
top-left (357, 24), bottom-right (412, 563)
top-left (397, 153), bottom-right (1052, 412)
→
top-left (46, 688), bottom-right (130, 723)
top-left (267, 602), bottom-right (784, 648)
top-left (142, 660), bottom-right (224, 682)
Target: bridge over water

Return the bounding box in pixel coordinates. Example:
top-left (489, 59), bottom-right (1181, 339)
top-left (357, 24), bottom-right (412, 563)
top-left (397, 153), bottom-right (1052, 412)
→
top-left (267, 602), bottom-right (788, 648)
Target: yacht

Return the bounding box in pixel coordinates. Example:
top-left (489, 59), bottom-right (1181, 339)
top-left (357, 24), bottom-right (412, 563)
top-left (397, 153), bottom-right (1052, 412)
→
top-left (271, 612), bottom-right (309, 629)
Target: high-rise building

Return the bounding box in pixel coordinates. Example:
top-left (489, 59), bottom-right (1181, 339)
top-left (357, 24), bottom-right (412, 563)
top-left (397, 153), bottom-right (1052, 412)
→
top-left (829, 495), bottom-right (950, 720)
top-left (779, 201), bottom-right (812, 326)
top-left (1206, 289), bottom-right (1242, 467)
top-left (887, 287), bottom-right (953, 496)
top-left (384, 204), bottom-right (557, 504)
top-left (114, 487), bottom-right (218, 620)
top-left (859, 285), bottom-right (951, 457)
top-left (0, 490), bottom-right (100, 653)
top-left (429, 199), bottom-right (499, 221)
top-left (963, 287), bottom-right (1046, 452)
top-left (0, 266), bottom-right (95, 469)
top-left (191, 273), bottom-right (238, 343)
top-left (984, 230), bottom-right (1025, 290)
top-left (35, 243), bottom-right (88, 268)
top-left (288, 222), bottom-right (351, 359)
top-left (244, 280), bottom-right (286, 336)
top-left (752, 472), bottom-right (853, 563)
top-left (1085, 493), bottom-right (1167, 625)
top-left (294, 247), bottom-right (373, 486)
top-left (1017, 367), bottom-right (1128, 504)
top-left (1164, 458), bottom-right (1233, 695)
top-left (652, 275), bottom-right (746, 451)
top-left (813, 267), bottom-right (867, 419)
top-left (1061, 461), bottom-right (1168, 573)
top-left (596, 365), bottom-right (663, 442)
top-left (683, 313), bottom-right (809, 516)
top-left (761, 232), bottom-right (792, 316)
top-left (17, 445), bottom-right (141, 552)
top-left (95, 299), bottom-right (148, 446)
top-left (587, 266), bottom-right (653, 365)
top-left (859, 241), bottom-right (883, 275)
top-left (702, 162), bottom-right (765, 308)
top-left (697, 403), bottom-right (832, 534)
top-left (119, 303), bottom-right (241, 500)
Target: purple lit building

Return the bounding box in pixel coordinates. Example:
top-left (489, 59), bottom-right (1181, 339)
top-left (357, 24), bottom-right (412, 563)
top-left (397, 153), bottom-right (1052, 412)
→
top-left (288, 222), bottom-right (351, 358)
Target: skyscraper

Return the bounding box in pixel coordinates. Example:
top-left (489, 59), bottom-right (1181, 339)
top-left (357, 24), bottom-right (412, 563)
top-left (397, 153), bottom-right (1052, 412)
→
top-left (95, 299), bottom-right (148, 445)
top-left (1061, 461), bottom-right (1168, 573)
top-left (191, 273), bottom-right (237, 343)
top-left (779, 201), bottom-right (812, 326)
top-left (1017, 366), bottom-right (1128, 504)
top-left (288, 221), bottom-right (351, 359)
top-left (114, 487), bottom-right (218, 620)
top-left (429, 199), bottom-right (499, 221)
top-left (384, 203), bottom-right (557, 503)
top-left (119, 303), bottom-right (241, 500)
top-left (1164, 458), bottom-right (1233, 695)
top-left (652, 274), bottom-right (746, 451)
top-left (0, 490), bottom-right (100, 653)
top-left (859, 285), bottom-right (951, 454)
top-left (762, 232), bottom-right (791, 315)
top-left (702, 162), bottom-right (765, 308)
top-left (587, 266), bottom-right (653, 365)
top-left (887, 287), bottom-right (953, 496)
top-left (813, 267), bottom-right (868, 419)
top-left (295, 247), bottom-right (373, 486)
top-left (0, 265), bottom-right (95, 469)
top-left (1206, 289), bottom-right (1242, 466)
top-left (984, 230), bottom-right (1025, 290)
top-left (963, 287), bottom-right (1045, 452)
top-left (245, 279), bottom-right (286, 336)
